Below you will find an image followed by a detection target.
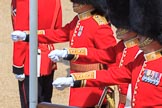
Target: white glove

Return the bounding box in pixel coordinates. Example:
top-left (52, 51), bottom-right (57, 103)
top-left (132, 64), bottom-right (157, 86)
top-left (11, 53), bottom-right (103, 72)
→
top-left (48, 49), bottom-right (68, 62)
top-left (52, 77), bottom-right (74, 90)
top-left (15, 74), bottom-right (25, 81)
top-left (11, 30), bottom-right (27, 42)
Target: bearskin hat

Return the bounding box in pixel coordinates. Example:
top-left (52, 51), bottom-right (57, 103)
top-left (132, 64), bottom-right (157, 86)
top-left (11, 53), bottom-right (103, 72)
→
top-left (70, 0), bottom-right (109, 18)
top-left (106, 0), bottom-right (130, 29)
top-left (130, 0), bottom-right (162, 44)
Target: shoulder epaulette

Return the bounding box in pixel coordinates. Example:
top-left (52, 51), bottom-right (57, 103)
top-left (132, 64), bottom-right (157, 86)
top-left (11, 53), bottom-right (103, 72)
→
top-left (93, 15), bottom-right (108, 25)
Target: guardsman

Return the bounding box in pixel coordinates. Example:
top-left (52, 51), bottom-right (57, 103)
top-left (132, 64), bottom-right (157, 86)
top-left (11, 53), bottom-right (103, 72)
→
top-left (52, 0), bottom-right (162, 107)
top-left (48, 0), bottom-right (139, 108)
top-left (11, 0), bottom-right (62, 108)
top-left (11, 0), bottom-right (117, 107)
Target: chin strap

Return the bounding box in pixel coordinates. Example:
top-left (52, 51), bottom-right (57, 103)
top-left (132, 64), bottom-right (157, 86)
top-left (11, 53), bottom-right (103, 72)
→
top-left (139, 37), bottom-right (153, 47)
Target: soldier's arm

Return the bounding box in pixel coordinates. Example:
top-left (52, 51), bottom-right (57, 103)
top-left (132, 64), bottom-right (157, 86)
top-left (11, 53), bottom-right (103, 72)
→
top-left (71, 66), bottom-right (132, 88)
top-left (60, 47), bottom-right (116, 65)
top-left (24, 24), bottom-right (70, 44)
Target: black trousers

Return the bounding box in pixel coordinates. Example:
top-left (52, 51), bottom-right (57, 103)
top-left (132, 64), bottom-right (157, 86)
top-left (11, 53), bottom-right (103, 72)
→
top-left (18, 72), bottom-right (54, 108)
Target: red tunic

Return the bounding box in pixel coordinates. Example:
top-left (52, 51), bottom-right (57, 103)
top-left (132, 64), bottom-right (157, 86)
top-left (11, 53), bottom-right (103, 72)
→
top-left (38, 12), bottom-right (117, 107)
top-left (75, 40), bottom-right (139, 66)
top-left (11, 0), bottom-right (62, 75)
top-left (83, 52), bottom-right (162, 107)
top-left (74, 40), bottom-right (140, 107)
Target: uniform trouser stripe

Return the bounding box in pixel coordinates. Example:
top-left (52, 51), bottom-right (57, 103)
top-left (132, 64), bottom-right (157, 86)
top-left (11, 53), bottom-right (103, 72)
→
top-left (18, 80), bottom-right (29, 108)
top-left (22, 82), bottom-right (28, 108)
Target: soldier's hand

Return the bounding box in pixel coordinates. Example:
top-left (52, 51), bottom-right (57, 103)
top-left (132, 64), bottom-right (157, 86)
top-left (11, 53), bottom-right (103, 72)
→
top-left (52, 77), bottom-right (74, 90)
top-left (48, 49), bottom-right (68, 62)
top-left (49, 55), bottom-right (60, 62)
top-left (11, 30), bottom-right (27, 42)
top-left (15, 74), bottom-right (25, 81)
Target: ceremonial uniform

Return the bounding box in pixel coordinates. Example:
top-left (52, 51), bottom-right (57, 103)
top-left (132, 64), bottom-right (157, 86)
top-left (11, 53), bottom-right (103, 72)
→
top-left (66, 38), bottom-right (140, 108)
top-left (11, 0), bottom-right (62, 108)
top-left (11, 0), bottom-right (62, 75)
top-left (65, 0), bottom-right (140, 107)
top-left (33, 11), bottom-right (116, 107)
top-left (69, 39), bottom-right (139, 66)
top-left (70, 0), bottom-right (162, 107)
top-left (112, 40), bottom-right (140, 108)
top-left (11, 0), bottom-right (116, 107)
top-left (51, 0), bottom-right (162, 107)
top-left (71, 50), bottom-right (162, 107)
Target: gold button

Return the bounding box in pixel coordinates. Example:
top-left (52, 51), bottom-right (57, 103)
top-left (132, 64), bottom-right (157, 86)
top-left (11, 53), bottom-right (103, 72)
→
top-left (135, 86), bottom-right (138, 89)
top-left (132, 103), bottom-right (135, 107)
top-left (123, 54), bottom-right (126, 57)
top-left (134, 91), bottom-right (137, 94)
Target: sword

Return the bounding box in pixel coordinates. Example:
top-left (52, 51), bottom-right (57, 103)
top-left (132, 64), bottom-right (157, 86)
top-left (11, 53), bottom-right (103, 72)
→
top-left (95, 86), bottom-right (115, 108)
top-left (95, 87), bottom-right (109, 108)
